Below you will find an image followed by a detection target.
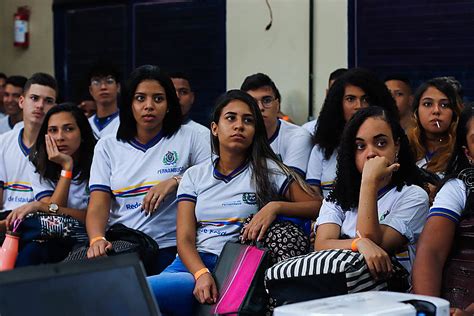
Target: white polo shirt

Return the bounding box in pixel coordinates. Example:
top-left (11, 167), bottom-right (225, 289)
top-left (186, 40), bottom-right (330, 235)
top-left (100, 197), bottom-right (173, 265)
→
top-left (88, 112), bottom-right (120, 139)
top-left (316, 184), bottom-right (429, 273)
top-left (178, 159), bottom-right (291, 256)
top-left (268, 119), bottom-right (312, 176)
top-left (0, 128), bottom-right (35, 211)
top-left (429, 178), bottom-right (466, 224)
top-left (89, 124), bottom-right (211, 248)
top-left (306, 145), bottom-right (337, 198)
top-left (31, 172), bottom-right (89, 210)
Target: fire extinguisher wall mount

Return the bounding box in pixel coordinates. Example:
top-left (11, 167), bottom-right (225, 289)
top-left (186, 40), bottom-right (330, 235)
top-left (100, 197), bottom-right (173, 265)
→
top-left (14, 6), bottom-right (30, 48)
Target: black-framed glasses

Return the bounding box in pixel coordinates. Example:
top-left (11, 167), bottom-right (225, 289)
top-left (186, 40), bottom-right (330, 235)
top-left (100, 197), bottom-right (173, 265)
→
top-left (255, 96), bottom-right (276, 108)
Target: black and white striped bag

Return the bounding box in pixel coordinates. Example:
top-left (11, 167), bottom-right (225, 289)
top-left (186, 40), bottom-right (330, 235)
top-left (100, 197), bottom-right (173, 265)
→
top-left (264, 249), bottom-right (389, 306)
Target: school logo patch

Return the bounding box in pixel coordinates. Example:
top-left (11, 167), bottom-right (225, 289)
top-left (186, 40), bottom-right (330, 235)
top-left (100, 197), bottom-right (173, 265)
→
top-left (242, 193), bottom-right (257, 205)
top-left (163, 151), bottom-right (179, 165)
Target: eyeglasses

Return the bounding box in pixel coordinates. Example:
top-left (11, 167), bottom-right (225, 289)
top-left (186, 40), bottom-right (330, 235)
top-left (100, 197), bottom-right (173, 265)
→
top-left (90, 76), bottom-right (116, 87)
top-left (255, 96), bottom-right (276, 108)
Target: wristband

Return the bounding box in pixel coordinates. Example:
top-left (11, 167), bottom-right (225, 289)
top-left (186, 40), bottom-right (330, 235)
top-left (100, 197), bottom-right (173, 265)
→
top-left (89, 236), bottom-right (106, 247)
top-left (61, 169), bottom-right (73, 179)
top-left (194, 267), bottom-right (210, 281)
top-left (351, 238), bottom-right (361, 252)
top-left (173, 175), bottom-right (182, 185)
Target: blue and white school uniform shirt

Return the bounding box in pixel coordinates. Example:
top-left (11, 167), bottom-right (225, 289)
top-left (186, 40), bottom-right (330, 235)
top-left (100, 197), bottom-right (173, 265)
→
top-left (316, 185), bottom-right (429, 274)
top-left (301, 119), bottom-right (318, 136)
top-left (31, 172), bottom-right (89, 210)
top-left (89, 124), bottom-right (211, 248)
top-left (269, 119), bottom-right (312, 177)
top-left (306, 145), bottom-right (337, 198)
top-left (183, 119), bottom-right (209, 138)
top-left (88, 112), bottom-right (120, 139)
top-left (177, 159), bottom-right (291, 256)
top-left (0, 128), bottom-right (35, 211)
top-left (429, 178), bottom-right (466, 224)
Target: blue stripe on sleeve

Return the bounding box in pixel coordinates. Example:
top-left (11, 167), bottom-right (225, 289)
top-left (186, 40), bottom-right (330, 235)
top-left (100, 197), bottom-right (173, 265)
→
top-left (89, 184), bottom-right (112, 193)
top-left (428, 207), bottom-right (461, 224)
top-left (177, 194), bottom-right (197, 203)
top-left (35, 190), bottom-right (54, 201)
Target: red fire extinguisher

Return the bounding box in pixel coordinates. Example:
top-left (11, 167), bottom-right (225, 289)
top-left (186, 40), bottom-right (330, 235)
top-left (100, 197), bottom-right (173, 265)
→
top-left (14, 6), bottom-right (30, 48)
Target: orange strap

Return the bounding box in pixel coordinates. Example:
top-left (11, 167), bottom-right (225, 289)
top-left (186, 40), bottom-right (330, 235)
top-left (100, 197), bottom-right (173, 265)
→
top-left (89, 236), bottom-right (106, 247)
top-left (194, 268), bottom-right (210, 281)
top-left (351, 238), bottom-right (361, 252)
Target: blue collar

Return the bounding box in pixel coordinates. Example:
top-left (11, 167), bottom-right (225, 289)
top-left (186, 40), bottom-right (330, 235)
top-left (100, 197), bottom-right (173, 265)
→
top-left (18, 128), bottom-right (30, 156)
top-left (128, 130), bottom-right (164, 152)
top-left (268, 119), bottom-right (281, 144)
top-left (213, 158), bottom-right (249, 183)
top-left (94, 111), bottom-right (119, 131)
top-left (377, 185), bottom-right (395, 200)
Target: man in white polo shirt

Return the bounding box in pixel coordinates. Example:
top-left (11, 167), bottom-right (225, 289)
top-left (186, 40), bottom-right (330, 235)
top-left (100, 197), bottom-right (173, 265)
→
top-left (241, 73), bottom-right (312, 177)
top-left (0, 73), bottom-right (57, 231)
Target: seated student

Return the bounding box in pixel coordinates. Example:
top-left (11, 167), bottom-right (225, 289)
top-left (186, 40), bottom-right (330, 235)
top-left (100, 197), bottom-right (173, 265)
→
top-left (307, 68), bottom-right (398, 199)
top-left (147, 90), bottom-right (320, 316)
top-left (86, 65), bottom-right (211, 274)
top-left (384, 74), bottom-right (414, 131)
top-left (87, 62), bottom-right (121, 139)
top-left (0, 72), bottom-right (7, 117)
top-left (408, 78), bottom-right (462, 175)
top-left (302, 68), bottom-right (347, 135)
top-left (0, 73), bottom-right (58, 231)
top-left (5, 104), bottom-right (96, 266)
top-left (315, 106), bottom-right (428, 279)
top-left (412, 104), bottom-right (474, 313)
top-left (169, 72), bottom-right (208, 137)
top-left (0, 75), bottom-right (27, 134)
top-left (241, 73), bottom-right (312, 177)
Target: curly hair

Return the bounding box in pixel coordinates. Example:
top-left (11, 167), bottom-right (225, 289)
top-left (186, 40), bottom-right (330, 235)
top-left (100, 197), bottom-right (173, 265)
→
top-left (314, 68), bottom-right (398, 160)
top-left (329, 106), bottom-right (423, 211)
top-left (407, 78), bottom-right (462, 174)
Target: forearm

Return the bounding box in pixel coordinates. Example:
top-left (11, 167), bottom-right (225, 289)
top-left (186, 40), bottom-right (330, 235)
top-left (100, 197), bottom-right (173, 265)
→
top-left (274, 200), bottom-right (321, 220)
top-left (314, 238), bottom-right (354, 251)
top-left (412, 249), bottom-right (445, 296)
top-left (177, 235), bottom-right (207, 274)
top-left (48, 177), bottom-right (72, 207)
top-left (86, 206), bottom-right (109, 239)
top-left (356, 181), bottom-right (383, 244)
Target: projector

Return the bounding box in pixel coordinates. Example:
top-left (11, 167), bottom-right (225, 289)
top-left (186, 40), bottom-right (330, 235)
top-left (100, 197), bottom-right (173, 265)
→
top-left (273, 291), bottom-right (450, 316)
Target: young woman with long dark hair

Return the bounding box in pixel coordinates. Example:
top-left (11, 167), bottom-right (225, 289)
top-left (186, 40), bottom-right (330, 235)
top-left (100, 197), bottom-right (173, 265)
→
top-left (148, 90), bottom-right (319, 316)
top-left (6, 103), bottom-right (96, 265)
top-left (86, 65), bottom-right (210, 273)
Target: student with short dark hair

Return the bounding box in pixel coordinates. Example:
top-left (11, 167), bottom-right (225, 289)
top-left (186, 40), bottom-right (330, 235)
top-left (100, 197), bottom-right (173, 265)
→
top-left (384, 74), bottom-right (414, 130)
top-left (0, 75), bottom-right (27, 134)
top-left (86, 65), bottom-right (211, 274)
top-left (0, 72), bottom-right (8, 117)
top-left (170, 72), bottom-right (209, 137)
top-left (241, 73), bottom-right (312, 177)
top-left (0, 72), bottom-right (58, 231)
top-left (87, 62), bottom-right (121, 139)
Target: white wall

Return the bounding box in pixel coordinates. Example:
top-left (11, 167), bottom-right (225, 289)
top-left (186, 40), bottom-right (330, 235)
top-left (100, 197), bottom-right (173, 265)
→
top-left (0, 0), bottom-right (54, 77)
top-left (313, 0), bottom-right (348, 119)
top-left (226, 0), bottom-right (310, 124)
top-left (227, 0), bottom-right (348, 124)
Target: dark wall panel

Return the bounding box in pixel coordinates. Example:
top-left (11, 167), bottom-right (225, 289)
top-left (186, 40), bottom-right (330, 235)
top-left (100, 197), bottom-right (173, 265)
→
top-left (349, 0), bottom-right (474, 99)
